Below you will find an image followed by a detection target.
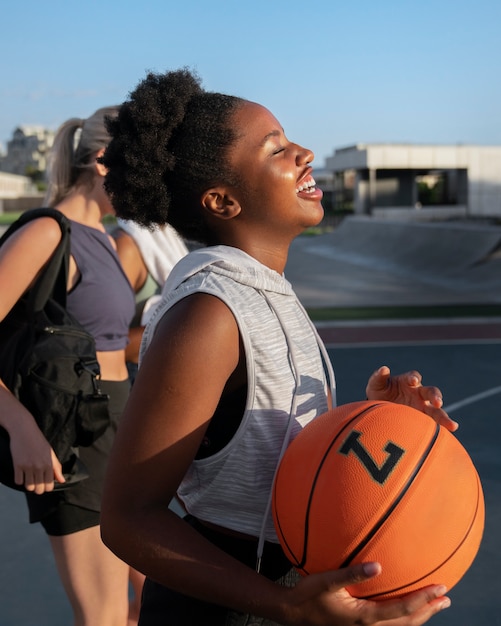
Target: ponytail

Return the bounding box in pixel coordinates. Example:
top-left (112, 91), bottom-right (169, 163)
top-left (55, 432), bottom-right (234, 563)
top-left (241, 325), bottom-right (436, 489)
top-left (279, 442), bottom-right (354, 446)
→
top-left (44, 118), bottom-right (84, 206)
top-left (44, 106), bottom-right (119, 207)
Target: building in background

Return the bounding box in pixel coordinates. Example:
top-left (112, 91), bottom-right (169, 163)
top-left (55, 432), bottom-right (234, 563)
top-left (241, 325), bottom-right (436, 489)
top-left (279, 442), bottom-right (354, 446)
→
top-left (0, 126), bottom-right (52, 212)
top-left (320, 144), bottom-right (501, 221)
top-left (0, 126), bottom-right (54, 177)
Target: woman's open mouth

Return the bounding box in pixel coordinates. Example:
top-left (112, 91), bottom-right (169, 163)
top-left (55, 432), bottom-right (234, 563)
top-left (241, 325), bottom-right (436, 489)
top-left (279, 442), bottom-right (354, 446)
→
top-left (296, 175), bottom-right (323, 200)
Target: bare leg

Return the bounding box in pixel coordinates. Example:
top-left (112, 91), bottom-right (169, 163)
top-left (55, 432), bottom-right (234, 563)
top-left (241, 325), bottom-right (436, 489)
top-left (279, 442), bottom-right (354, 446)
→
top-left (49, 525), bottom-right (129, 626)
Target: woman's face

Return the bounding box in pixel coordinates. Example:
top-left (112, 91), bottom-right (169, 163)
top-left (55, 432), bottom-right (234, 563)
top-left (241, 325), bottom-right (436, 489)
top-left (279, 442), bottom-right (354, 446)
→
top-left (226, 101), bottom-right (324, 238)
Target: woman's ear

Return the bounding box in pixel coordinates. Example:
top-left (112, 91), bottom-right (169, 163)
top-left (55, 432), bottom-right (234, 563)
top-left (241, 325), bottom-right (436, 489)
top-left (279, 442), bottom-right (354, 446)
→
top-left (201, 188), bottom-right (241, 220)
top-left (95, 148), bottom-right (108, 177)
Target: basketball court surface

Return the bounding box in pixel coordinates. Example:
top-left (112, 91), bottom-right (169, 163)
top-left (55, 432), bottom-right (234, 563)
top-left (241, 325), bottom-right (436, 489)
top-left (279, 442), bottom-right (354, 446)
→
top-left (1, 219), bottom-right (500, 625)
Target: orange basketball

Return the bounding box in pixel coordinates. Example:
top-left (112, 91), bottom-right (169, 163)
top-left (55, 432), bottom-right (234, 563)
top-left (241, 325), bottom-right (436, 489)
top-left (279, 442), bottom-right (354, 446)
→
top-left (272, 400), bottom-right (484, 600)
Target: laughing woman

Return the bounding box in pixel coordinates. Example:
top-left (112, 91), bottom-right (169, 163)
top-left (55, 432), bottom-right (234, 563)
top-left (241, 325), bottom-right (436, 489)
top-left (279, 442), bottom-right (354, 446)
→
top-left (100, 68), bottom-right (454, 626)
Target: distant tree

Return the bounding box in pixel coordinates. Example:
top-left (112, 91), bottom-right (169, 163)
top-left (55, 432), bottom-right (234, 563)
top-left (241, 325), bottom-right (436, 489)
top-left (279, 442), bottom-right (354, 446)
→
top-left (25, 165), bottom-right (47, 192)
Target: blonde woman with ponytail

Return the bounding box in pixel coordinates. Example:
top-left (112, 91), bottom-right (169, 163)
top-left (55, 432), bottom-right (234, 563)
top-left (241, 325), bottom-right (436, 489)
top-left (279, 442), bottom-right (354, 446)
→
top-left (0, 107), bottom-right (144, 625)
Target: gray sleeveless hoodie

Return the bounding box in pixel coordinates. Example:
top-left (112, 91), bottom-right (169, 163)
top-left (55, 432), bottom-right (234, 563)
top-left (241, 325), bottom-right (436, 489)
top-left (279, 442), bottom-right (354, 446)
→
top-left (141, 245), bottom-right (336, 543)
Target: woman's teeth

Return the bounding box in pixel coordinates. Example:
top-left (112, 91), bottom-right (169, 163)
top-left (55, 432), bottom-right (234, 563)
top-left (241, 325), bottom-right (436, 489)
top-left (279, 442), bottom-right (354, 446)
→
top-left (296, 177), bottom-right (317, 194)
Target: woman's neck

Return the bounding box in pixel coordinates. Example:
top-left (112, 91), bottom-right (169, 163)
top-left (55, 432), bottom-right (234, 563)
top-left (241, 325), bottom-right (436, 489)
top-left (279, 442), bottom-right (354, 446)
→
top-left (55, 190), bottom-right (106, 232)
top-left (220, 233), bottom-right (291, 275)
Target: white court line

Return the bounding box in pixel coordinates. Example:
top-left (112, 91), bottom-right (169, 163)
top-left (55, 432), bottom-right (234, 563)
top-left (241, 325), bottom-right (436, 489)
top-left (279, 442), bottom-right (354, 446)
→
top-left (443, 384), bottom-right (501, 413)
top-left (315, 317), bottom-right (501, 328)
top-left (325, 338), bottom-right (501, 349)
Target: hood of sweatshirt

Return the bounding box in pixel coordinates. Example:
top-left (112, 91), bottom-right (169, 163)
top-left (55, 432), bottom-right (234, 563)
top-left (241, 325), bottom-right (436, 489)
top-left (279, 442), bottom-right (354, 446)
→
top-left (161, 245), bottom-right (295, 299)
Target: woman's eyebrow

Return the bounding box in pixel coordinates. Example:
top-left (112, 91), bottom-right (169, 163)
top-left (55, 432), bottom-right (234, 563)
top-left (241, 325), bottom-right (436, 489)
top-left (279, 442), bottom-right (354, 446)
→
top-left (260, 129), bottom-right (284, 147)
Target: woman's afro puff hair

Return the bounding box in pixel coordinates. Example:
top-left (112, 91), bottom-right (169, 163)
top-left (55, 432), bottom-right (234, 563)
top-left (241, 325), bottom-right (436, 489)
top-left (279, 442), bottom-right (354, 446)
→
top-left (102, 68), bottom-right (244, 244)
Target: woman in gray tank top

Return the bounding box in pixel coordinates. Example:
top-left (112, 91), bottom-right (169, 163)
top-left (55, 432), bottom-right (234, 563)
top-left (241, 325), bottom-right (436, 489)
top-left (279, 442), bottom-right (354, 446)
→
top-left (99, 69), bottom-right (456, 626)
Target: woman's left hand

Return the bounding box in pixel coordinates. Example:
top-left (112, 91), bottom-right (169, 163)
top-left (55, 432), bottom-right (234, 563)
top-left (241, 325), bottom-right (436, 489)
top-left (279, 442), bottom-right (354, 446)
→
top-left (366, 365), bottom-right (458, 432)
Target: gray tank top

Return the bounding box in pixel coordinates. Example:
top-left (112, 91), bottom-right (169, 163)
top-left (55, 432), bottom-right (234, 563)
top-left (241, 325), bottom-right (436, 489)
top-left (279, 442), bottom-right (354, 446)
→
top-left (142, 246), bottom-right (335, 542)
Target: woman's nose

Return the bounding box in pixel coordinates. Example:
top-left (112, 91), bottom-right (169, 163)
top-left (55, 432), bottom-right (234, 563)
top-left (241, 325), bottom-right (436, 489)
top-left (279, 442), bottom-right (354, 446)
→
top-left (296, 144), bottom-right (314, 166)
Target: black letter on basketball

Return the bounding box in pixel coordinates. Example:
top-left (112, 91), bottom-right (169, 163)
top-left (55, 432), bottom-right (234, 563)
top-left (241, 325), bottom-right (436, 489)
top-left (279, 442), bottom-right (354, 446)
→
top-left (339, 431), bottom-right (405, 484)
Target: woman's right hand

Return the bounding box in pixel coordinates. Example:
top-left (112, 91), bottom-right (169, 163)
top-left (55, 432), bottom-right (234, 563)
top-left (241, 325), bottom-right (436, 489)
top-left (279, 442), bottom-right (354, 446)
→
top-left (281, 562), bottom-right (450, 625)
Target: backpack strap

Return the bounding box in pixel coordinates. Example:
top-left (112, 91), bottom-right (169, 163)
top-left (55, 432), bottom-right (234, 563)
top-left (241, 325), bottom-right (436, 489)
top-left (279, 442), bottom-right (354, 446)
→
top-left (0, 208), bottom-right (71, 313)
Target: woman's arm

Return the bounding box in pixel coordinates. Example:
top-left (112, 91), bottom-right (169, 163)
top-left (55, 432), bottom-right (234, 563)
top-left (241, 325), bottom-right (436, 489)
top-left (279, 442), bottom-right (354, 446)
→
top-left (114, 228), bottom-right (149, 365)
top-left (114, 228), bottom-right (148, 292)
top-left (101, 293), bottom-right (450, 625)
top-left (0, 217), bottom-right (66, 491)
top-left (0, 217), bottom-right (63, 318)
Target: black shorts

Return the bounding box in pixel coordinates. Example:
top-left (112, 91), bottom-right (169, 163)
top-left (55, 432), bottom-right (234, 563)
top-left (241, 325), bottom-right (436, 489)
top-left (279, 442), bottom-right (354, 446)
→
top-left (25, 379), bottom-right (130, 536)
top-left (40, 501), bottom-right (100, 536)
top-left (138, 515), bottom-right (298, 626)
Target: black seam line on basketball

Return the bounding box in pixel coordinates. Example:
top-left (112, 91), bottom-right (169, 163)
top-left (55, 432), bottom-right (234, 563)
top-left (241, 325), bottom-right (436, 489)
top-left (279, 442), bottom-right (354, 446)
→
top-left (338, 422), bottom-right (441, 570)
top-left (359, 472), bottom-right (483, 600)
top-left (296, 403), bottom-right (387, 571)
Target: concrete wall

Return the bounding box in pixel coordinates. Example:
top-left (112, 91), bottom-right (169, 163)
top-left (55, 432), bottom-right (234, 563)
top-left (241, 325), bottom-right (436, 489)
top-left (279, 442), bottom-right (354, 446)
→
top-left (467, 147), bottom-right (501, 216)
top-left (0, 172), bottom-right (43, 213)
top-left (0, 195), bottom-right (45, 213)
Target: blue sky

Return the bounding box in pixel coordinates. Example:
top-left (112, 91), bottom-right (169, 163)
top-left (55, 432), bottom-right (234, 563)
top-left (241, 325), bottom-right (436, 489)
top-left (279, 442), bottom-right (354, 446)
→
top-left (1, 0), bottom-right (500, 166)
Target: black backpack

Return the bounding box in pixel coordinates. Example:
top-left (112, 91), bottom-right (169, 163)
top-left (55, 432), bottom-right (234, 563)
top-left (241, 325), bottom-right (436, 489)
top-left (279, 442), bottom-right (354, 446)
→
top-left (0, 208), bottom-right (110, 491)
